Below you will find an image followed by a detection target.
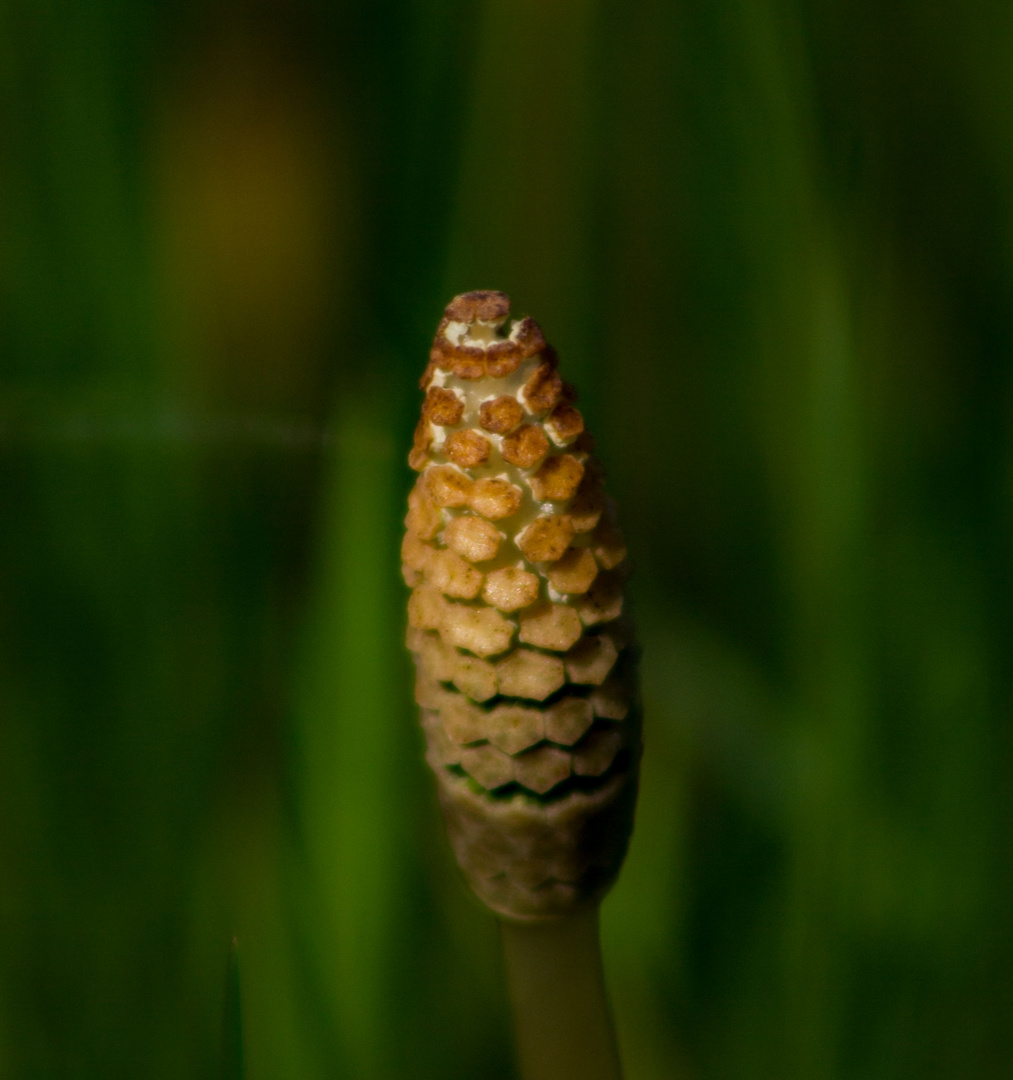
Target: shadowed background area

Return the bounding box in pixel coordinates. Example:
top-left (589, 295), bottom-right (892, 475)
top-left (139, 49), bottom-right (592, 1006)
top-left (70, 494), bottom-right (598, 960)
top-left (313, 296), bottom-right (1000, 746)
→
top-left (1, 1), bottom-right (1011, 1077)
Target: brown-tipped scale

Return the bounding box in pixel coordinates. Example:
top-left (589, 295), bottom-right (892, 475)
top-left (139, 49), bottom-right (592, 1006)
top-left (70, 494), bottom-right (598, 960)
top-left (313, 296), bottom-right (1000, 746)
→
top-left (404, 290), bottom-right (641, 922)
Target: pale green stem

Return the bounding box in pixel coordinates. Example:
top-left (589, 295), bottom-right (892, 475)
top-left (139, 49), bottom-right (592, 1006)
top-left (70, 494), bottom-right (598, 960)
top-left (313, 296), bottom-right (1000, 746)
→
top-left (500, 906), bottom-right (622, 1080)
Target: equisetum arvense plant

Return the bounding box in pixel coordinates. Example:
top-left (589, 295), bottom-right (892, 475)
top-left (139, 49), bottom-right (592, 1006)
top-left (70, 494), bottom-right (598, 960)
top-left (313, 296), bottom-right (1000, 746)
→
top-left (403, 291), bottom-right (640, 1080)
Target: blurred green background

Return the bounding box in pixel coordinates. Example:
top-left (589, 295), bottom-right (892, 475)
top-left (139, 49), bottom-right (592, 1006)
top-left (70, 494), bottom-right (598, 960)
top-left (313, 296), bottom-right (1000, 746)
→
top-left (2, 0), bottom-right (1011, 1077)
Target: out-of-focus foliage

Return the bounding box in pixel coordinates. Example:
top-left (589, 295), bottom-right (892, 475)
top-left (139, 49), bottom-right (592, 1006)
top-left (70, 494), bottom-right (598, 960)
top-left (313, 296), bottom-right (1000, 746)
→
top-left (1, 0), bottom-right (1010, 1077)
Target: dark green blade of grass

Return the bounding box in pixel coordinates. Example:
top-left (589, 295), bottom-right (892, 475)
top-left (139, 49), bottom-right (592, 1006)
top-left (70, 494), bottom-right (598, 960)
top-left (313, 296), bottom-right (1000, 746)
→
top-left (223, 940), bottom-right (245, 1080)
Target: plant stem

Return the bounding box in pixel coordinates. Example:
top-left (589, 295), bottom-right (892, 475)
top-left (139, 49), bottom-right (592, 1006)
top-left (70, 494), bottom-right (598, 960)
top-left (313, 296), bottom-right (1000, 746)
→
top-left (500, 906), bottom-right (622, 1080)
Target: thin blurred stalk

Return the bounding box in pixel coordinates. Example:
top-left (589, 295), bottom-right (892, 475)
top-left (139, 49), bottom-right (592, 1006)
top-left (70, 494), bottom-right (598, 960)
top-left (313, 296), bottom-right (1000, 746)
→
top-left (291, 390), bottom-right (406, 1080)
top-left (223, 939), bottom-right (245, 1080)
top-left (779, 236), bottom-right (865, 1079)
top-left (443, 0), bottom-right (600, 383)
